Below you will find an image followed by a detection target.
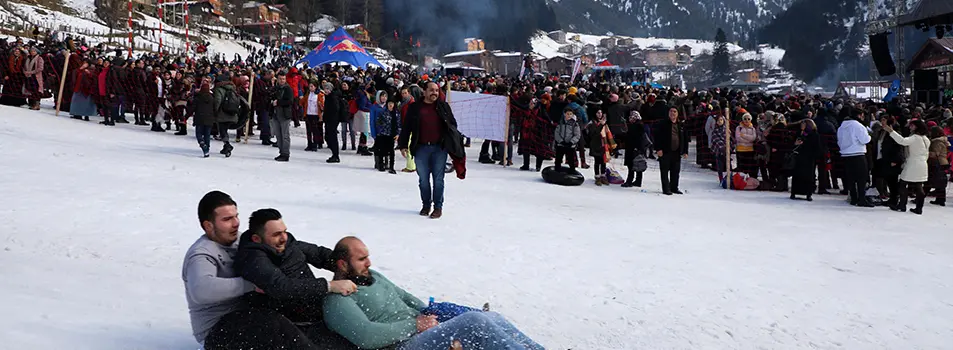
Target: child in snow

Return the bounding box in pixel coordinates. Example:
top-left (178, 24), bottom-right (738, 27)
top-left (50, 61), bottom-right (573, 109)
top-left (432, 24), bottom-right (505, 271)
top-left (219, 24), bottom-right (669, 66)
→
top-left (374, 98), bottom-right (401, 174)
top-left (586, 109), bottom-right (616, 185)
top-left (554, 107), bottom-right (581, 172)
top-left (369, 90), bottom-right (388, 171)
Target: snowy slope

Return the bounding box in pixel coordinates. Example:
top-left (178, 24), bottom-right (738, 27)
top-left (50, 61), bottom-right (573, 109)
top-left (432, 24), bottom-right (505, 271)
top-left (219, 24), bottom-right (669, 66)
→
top-left (4, 0), bottom-right (262, 58)
top-left (550, 0), bottom-right (796, 41)
top-left (2, 103), bottom-right (953, 349)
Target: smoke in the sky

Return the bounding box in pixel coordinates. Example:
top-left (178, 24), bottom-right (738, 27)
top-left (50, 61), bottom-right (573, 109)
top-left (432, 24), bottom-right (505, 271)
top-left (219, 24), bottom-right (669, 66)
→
top-left (382, 0), bottom-right (559, 54)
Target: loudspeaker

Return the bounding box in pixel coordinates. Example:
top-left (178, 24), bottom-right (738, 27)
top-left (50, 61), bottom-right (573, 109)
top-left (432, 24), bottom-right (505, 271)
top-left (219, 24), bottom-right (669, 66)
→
top-left (914, 69), bottom-right (939, 90)
top-left (869, 33), bottom-right (896, 76)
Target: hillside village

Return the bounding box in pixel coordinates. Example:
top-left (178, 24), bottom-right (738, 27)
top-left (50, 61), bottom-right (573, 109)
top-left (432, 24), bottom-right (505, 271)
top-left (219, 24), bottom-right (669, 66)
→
top-left (0, 0), bottom-right (804, 91)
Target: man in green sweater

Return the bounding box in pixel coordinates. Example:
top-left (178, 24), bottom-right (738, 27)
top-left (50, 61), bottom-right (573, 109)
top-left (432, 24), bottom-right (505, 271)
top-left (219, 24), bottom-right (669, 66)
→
top-left (322, 237), bottom-right (544, 350)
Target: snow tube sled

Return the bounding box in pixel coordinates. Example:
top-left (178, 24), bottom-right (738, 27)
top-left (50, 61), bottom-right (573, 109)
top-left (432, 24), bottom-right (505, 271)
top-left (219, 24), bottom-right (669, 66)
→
top-left (541, 166), bottom-right (585, 186)
top-left (606, 167), bottom-right (625, 185)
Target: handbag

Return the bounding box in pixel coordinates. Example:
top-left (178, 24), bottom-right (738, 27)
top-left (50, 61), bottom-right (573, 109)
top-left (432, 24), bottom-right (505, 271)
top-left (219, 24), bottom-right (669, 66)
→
top-left (632, 155), bottom-right (648, 172)
top-left (783, 145), bottom-right (799, 171)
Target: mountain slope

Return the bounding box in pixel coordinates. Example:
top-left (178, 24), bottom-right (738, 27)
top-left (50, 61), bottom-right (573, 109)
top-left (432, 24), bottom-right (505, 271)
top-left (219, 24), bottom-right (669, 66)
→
top-left (758, 0), bottom-right (925, 82)
top-left (549, 0), bottom-right (795, 42)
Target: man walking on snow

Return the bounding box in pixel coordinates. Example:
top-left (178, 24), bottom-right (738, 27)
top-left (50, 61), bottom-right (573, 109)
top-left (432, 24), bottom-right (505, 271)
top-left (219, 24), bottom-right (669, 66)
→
top-left (398, 82), bottom-right (458, 219)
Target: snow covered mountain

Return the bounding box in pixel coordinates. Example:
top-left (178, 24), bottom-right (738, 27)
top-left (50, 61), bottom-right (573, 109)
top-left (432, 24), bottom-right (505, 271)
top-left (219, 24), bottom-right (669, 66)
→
top-left (757, 0), bottom-right (925, 83)
top-left (548, 0), bottom-right (796, 42)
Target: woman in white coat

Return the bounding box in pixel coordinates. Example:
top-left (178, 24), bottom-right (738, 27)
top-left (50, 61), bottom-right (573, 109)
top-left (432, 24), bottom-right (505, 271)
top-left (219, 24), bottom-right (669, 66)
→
top-left (884, 119), bottom-right (930, 214)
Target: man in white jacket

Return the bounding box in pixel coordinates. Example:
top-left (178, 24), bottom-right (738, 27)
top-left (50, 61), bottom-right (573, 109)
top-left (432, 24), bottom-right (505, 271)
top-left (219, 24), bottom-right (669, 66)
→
top-left (836, 110), bottom-right (874, 207)
top-left (182, 191), bottom-right (318, 349)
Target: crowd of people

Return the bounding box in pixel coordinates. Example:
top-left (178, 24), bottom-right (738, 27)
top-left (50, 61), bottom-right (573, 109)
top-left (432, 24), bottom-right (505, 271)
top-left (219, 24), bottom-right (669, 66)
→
top-left (5, 26), bottom-right (953, 350)
top-left (4, 33), bottom-right (952, 218)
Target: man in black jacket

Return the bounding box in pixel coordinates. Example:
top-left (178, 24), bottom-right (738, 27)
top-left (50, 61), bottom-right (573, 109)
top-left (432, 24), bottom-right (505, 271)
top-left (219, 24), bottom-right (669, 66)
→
top-left (322, 82), bottom-right (342, 163)
top-left (271, 72), bottom-right (295, 161)
top-left (234, 208), bottom-right (358, 350)
top-left (654, 107), bottom-right (690, 195)
top-left (398, 81), bottom-right (458, 219)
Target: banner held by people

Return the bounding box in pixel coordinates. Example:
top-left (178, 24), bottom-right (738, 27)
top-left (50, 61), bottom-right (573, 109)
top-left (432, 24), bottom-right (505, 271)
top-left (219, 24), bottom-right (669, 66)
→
top-left (447, 91), bottom-right (508, 143)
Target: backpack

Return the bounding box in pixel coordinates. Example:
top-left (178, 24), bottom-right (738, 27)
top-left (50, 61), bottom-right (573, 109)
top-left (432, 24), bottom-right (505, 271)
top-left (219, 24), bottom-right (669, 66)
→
top-left (220, 88), bottom-right (240, 115)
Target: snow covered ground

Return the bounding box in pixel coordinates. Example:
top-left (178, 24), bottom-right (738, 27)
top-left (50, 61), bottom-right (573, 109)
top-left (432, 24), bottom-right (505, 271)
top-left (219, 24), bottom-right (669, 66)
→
top-left (2, 103), bottom-right (953, 349)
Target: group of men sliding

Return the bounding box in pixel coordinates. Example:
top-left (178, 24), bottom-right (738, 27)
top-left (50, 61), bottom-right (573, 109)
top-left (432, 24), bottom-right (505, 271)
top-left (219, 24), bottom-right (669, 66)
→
top-left (182, 191), bottom-right (543, 350)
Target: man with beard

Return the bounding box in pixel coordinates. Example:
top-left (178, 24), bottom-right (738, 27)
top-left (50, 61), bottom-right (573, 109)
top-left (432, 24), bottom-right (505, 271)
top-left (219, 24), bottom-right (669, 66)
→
top-left (322, 237), bottom-right (544, 350)
top-left (182, 191), bottom-right (320, 350)
top-left (654, 107), bottom-right (689, 195)
top-left (398, 82), bottom-right (459, 219)
top-left (234, 208), bottom-right (359, 349)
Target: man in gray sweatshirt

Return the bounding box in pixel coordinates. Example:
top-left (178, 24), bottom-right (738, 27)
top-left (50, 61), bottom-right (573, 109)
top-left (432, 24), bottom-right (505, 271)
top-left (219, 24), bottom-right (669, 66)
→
top-left (182, 191), bottom-right (316, 349)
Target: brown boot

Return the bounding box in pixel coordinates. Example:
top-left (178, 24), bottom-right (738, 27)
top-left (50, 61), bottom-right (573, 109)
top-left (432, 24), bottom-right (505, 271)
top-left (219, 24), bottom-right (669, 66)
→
top-left (595, 176), bottom-right (604, 186)
top-left (429, 208), bottom-right (443, 219)
top-left (419, 206), bottom-right (431, 216)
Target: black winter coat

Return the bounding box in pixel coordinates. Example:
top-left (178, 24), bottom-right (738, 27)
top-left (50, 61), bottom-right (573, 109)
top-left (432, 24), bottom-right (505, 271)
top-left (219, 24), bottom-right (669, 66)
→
top-left (323, 89), bottom-right (342, 125)
top-left (624, 121), bottom-right (646, 167)
top-left (273, 83), bottom-right (294, 120)
top-left (234, 231), bottom-right (335, 322)
top-left (653, 118), bottom-right (689, 155)
top-left (791, 131), bottom-right (825, 195)
top-left (398, 101), bottom-right (459, 157)
top-left (191, 91), bottom-right (216, 127)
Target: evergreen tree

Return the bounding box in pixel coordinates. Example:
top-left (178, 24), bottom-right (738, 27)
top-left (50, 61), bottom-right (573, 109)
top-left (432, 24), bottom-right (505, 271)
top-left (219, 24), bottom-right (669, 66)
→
top-left (712, 28), bottom-right (731, 84)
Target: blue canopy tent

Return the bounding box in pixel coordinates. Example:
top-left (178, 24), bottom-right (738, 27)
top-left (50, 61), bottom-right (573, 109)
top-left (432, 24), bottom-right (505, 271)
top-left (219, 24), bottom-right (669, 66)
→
top-left (631, 81), bottom-right (664, 89)
top-left (296, 27), bottom-right (386, 68)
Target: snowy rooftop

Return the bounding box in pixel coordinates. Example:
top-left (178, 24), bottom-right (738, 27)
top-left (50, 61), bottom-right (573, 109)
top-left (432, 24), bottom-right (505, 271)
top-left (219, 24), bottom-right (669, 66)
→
top-left (444, 50), bottom-right (485, 58)
top-left (443, 61), bottom-right (485, 70)
top-left (493, 51), bottom-right (522, 57)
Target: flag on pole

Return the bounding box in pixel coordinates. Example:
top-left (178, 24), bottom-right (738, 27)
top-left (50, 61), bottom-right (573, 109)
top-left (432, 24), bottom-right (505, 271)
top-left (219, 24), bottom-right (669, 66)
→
top-left (883, 79), bottom-right (901, 102)
top-left (569, 58), bottom-right (582, 83)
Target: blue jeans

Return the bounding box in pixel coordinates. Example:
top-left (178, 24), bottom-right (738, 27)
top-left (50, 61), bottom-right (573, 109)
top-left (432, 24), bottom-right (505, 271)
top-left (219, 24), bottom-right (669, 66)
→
top-left (415, 144), bottom-right (449, 210)
top-left (398, 312), bottom-right (543, 350)
top-left (195, 125), bottom-right (212, 150)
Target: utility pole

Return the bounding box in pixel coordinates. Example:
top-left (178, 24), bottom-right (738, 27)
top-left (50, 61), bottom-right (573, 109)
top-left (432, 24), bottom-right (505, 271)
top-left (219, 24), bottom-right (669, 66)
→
top-left (127, 0), bottom-right (132, 58)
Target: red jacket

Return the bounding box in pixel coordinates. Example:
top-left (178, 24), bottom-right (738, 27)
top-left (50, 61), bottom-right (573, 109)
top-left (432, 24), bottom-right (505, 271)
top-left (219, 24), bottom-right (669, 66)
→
top-left (73, 68), bottom-right (96, 96)
top-left (287, 72), bottom-right (300, 97)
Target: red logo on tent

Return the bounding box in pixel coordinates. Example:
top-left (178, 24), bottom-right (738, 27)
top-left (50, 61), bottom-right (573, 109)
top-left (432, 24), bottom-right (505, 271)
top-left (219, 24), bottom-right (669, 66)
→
top-left (329, 39), bottom-right (366, 54)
